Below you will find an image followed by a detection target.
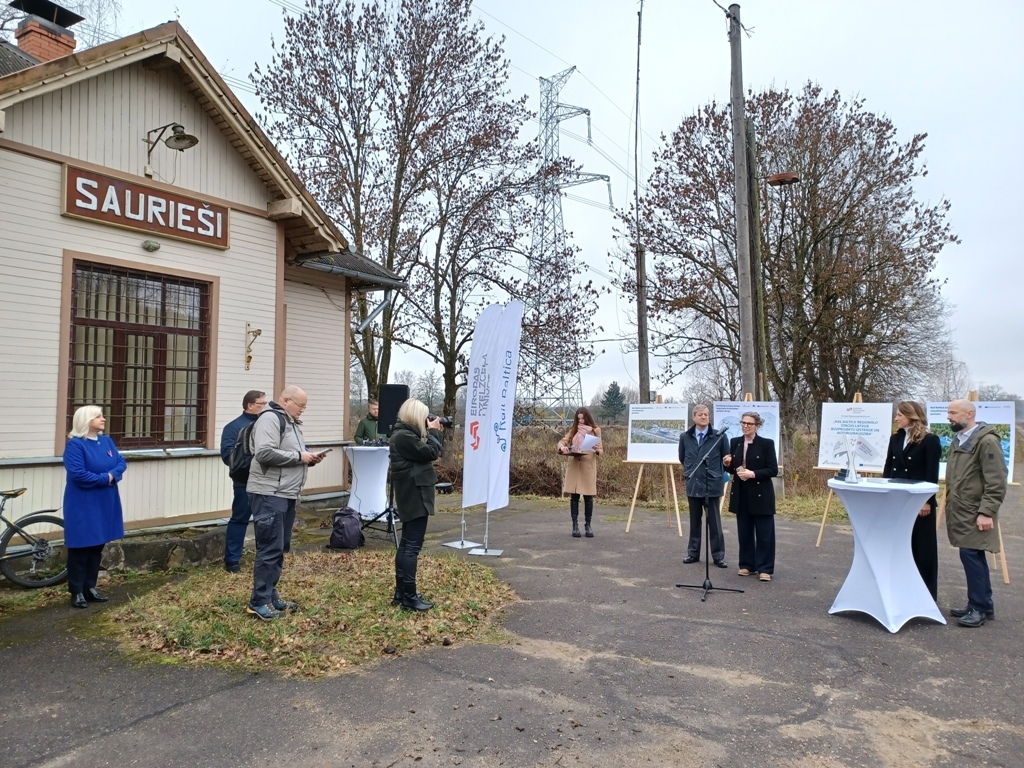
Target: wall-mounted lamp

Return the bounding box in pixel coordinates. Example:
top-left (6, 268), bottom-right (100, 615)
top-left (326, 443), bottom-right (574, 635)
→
top-left (144, 122), bottom-right (199, 163)
top-left (245, 323), bottom-right (262, 371)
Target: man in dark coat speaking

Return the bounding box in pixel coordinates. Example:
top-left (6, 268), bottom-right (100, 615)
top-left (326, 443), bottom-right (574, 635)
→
top-left (678, 404), bottom-right (730, 568)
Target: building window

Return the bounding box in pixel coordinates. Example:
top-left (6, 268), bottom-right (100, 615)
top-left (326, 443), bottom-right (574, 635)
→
top-left (68, 262), bottom-right (211, 448)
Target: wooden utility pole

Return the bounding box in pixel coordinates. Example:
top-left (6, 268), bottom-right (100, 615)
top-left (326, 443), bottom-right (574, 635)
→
top-left (728, 4), bottom-right (756, 397)
top-left (634, 2), bottom-right (651, 403)
top-left (746, 120), bottom-right (768, 400)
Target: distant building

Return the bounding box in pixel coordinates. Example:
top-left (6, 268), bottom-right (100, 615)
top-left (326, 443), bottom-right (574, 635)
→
top-left (0, 4), bottom-right (402, 527)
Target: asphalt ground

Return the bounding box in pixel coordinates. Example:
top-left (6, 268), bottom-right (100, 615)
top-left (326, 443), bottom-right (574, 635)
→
top-left (1, 487), bottom-right (1022, 768)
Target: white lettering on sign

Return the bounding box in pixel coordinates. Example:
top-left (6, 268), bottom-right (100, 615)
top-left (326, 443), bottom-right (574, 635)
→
top-left (62, 165), bottom-right (230, 249)
top-left (75, 177), bottom-right (98, 210)
top-left (147, 196), bottom-right (166, 226)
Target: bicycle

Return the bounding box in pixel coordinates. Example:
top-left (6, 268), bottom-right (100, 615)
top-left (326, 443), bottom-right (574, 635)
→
top-left (0, 488), bottom-right (68, 588)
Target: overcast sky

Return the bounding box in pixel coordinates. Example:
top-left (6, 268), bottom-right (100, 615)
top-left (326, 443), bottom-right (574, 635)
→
top-left (116, 0), bottom-right (1024, 401)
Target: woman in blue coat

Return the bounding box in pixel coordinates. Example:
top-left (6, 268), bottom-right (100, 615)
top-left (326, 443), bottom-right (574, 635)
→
top-left (63, 405), bottom-right (126, 609)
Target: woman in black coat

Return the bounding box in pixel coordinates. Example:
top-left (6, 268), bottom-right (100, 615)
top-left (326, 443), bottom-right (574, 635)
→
top-left (724, 411), bottom-right (779, 582)
top-left (882, 400), bottom-right (941, 600)
top-left (389, 398), bottom-right (444, 611)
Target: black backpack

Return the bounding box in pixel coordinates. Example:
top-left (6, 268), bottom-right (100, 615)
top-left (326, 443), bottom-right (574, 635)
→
top-left (328, 507), bottom-right (365, 549)
top-left (228, 411), bottom-right (287, 484)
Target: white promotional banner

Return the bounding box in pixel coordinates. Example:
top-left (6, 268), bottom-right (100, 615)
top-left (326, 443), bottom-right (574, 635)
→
top-left (926, 401), bottom-right (1016, 482)
top-left (817, 402), bottom-right (892, 472)
top-left (712, 401), bottom-right (782, 460)
top-left (486, 301), bottom-right (525, 512)
top-left (462, 304), bottom-right (504, 508)
top-left (626, 403), bottom-right (689, 462)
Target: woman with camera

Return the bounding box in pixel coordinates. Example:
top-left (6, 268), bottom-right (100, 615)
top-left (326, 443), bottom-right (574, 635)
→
top-left (557, 407), bottom-right (603, 538)
top-left (389, 398), bottom-right (444, 611)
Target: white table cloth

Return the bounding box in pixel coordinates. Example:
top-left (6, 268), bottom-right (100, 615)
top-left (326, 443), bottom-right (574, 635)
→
top-left (344, 446), bottom-right (390, 521)
top-left (827, 477), bottom-right (945, 633)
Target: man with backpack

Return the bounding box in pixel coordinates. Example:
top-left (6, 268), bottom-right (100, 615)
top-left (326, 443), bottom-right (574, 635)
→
top-left (219, 390), bottom-right (267, 573)
top-left (245, 385), bottom-right (326, 621)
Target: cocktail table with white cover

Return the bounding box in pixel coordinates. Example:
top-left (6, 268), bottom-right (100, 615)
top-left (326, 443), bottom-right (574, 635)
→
top-left (827, 477), bottom-right (945, 633)
top-left (344, 446), bottom-right (390, 521)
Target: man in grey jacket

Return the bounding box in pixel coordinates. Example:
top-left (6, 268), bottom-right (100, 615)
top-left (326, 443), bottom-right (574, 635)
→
top-left (245, 385), bottom-right (325, 621)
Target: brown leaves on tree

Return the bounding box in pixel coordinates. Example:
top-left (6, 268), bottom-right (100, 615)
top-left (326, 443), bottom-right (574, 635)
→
top-left (614, 83), bottom-right (958, 443)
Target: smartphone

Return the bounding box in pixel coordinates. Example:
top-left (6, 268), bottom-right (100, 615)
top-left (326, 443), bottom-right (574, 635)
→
top-left (315, 448), bottom-right (332, 456)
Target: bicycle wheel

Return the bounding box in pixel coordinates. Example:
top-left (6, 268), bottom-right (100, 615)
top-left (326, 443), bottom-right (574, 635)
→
top-left (0, 514), bottom-right (68, 588)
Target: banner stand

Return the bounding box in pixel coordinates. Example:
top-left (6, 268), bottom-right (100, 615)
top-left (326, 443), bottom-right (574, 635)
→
top-left (469, 509), bottom-right (502, 556)
top-left (443, 509), bottom-right (480, 550)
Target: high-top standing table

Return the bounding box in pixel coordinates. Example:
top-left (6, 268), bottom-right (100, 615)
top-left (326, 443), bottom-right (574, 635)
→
top-left (343, 446), bottom-right (390, 521)
top-left (827, 477), bottom-right (945, 633)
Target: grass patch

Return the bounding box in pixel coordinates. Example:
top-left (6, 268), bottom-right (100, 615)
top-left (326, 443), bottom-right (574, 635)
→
top-left (108, 550), bottom-right (516, 678)
top-left (0, 569), bottom-right (149, 619)
top-left (777, 494), bottom-right (848, 523)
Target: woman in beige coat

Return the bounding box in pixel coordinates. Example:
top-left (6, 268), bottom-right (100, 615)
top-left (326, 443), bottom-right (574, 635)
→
top-left (557, 407), bottom-right (603, 538)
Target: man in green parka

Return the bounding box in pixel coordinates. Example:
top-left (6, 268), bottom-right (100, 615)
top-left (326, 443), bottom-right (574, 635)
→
top-left (944, 399), bottom-right (1007, 628)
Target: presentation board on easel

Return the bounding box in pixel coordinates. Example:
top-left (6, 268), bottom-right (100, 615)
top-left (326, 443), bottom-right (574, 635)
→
top-left (926, 401), bottom-right (1016, 482)
top-left (712, 400), bottom-right (782, 456)
top-left (815, 397), bottom-right (890, 547)
top-left (816, 402), bottom-right (892, 473)
top-left (626, 403), bottom-right (688, 462)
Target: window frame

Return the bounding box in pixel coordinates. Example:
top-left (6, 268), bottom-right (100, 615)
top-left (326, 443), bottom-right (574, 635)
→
top-left (60, 253), bottom-right (219, 451)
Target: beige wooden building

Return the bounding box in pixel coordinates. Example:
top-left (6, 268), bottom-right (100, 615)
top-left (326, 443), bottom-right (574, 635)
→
top-left (0, 11), bottom-right (401, 529)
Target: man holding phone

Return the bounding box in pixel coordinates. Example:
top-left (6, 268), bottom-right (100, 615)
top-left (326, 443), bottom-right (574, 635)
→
top-left (244, 385), bottom-right (325, 621)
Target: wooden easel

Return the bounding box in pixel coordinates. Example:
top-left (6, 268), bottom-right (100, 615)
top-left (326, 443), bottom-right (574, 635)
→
top-left (934, 391), bottom-right (1013, 585)
top-left (623, 461), bottom-right (683, 536)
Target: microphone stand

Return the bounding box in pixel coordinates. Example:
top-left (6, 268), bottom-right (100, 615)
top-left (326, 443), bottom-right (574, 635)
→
top-left (677, 428), bottom-right (744, 601)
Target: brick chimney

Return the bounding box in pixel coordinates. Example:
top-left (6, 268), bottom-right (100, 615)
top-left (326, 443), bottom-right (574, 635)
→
top-left (9, 0), bottom-right (86, 63)
top-left (15, 17), bottom-right (76, 62)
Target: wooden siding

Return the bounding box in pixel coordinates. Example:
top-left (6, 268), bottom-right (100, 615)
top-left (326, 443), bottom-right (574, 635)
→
top-left (0, 149), bottom-right (280, 461)
top-left (0, 456), bottom-right (231, 525)
top-left (1, 61), bottom-right (272, 210)
top-left (283, 277), bottom-right (348, 444)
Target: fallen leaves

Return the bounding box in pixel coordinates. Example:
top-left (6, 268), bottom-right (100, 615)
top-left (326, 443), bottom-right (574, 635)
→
top-left (108, 550), bottom-right (515, 678)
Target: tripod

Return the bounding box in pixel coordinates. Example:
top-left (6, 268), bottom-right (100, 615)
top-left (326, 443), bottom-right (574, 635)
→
top-left (677, 429), bottom-right (744, 602)
top-left (360, 466), bottom-right (400, 548)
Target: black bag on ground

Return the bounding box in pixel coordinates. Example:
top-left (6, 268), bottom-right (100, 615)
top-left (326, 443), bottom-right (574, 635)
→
top-left (329, 507), bottom-right (365, 549)
top-left (228, 411), bottom-right (287, 484)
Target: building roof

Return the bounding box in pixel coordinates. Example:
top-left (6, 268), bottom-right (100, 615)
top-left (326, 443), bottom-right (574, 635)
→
top-left (0, 21), bottom-right (404, 291)
top-left (0, 39), bottom-right (38, 77)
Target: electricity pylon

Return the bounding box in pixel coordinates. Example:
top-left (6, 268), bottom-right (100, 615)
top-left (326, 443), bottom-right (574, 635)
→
top-left (522, 66), bottom-right (611, 426)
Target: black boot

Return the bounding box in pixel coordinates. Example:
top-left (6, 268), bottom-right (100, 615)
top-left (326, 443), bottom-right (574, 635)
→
top-left (572, 519), bottom-right (581, 537)
top-left (584, 497), bottom-right (594, 537)
top-left (571, 495), bottom-right (581, 537)
top-left (70, 593), bottom-right (88, 609)
top-left (584, 523), bottom-right (594, 538)
top-left (401, 587), bottom-right (433, 611)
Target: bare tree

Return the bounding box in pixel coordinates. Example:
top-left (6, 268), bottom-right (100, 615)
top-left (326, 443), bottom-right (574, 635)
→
top-left (415, 368), bottom-right (442, 411)
top-left (617, 83), bottom-right (958, 452)
top-left (253, 0), bottom-right (599, 412)
top-left (2, 1), bottom-right (121, 46)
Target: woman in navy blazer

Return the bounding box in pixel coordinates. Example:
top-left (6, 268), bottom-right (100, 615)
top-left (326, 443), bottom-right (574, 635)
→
top-left (724, 411), bottom-right (779, 581)
top-left (63, 405), bottom-right (126, 609)
top-left (882, 401), bottom-right (941, 600)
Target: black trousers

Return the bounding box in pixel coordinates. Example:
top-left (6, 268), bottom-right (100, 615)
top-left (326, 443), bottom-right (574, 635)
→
top-left (67, 544), bottom-right (105, 595)
top-left (911, 509), bottom-right (939, 600)
top-left (686, 495), bottom-right (725, 562)
top-left (735, 513), bottom-right (775, 575)
top-left (395, 515), bottom-right (429, 598)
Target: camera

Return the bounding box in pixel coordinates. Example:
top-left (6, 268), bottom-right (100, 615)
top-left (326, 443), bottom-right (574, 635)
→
top-left (429, 414), bottom-right (453, 428)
